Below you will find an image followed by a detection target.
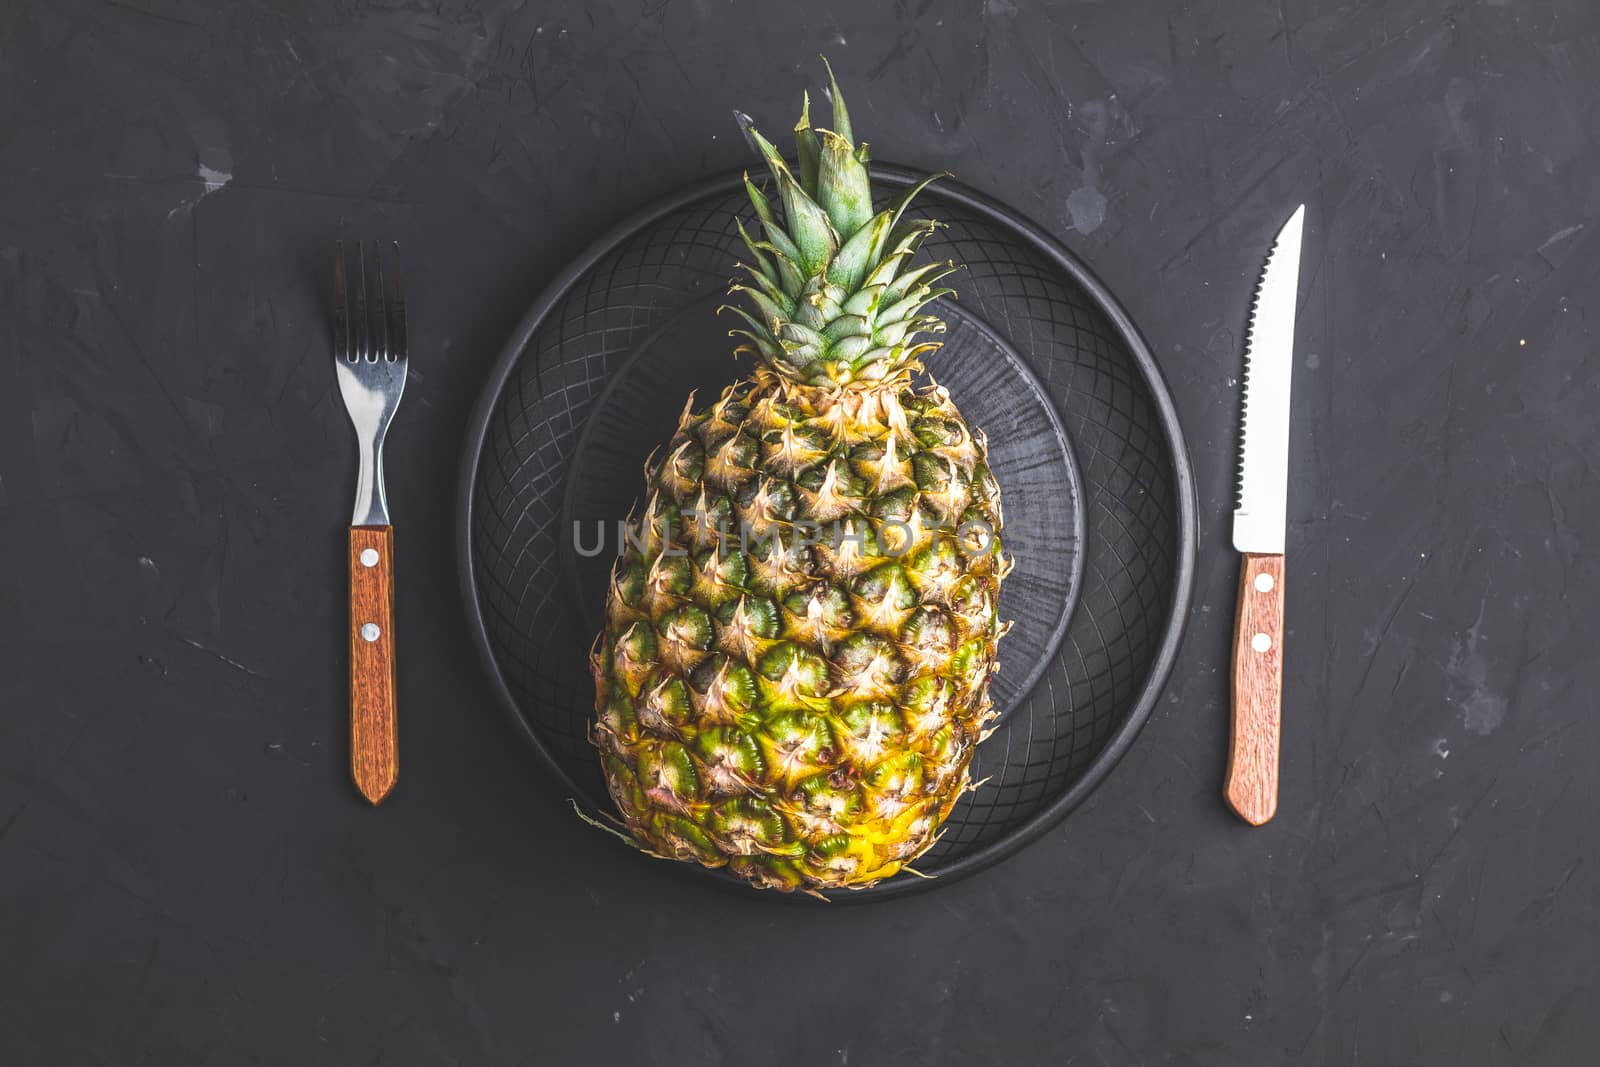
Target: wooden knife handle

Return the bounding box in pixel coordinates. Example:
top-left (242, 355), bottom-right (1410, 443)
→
top-left (349, 525), bottom-right (398, 804)
top-left (1225, 552), bottom-right (1284, 825)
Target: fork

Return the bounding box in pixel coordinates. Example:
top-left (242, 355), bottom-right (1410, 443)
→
top-left (334, 241), bottom-right (408, 804)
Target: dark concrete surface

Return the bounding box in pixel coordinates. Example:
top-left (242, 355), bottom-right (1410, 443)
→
top-left (2, 1), bottom-right (1597, 1063)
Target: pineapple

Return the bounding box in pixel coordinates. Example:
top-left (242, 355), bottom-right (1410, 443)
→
top-left (590, 67), bottom-right (1010, 892)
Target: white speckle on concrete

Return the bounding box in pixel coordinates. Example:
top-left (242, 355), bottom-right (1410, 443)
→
top-left (1458, 680), bottom-right (1506, 734)
top-left (1066, 185), bottom-right (1107, 235)
top-left (1542, 222), bottom-right (1583, 251)
top-left (198, 162), bottom-right (231, 194)
top-left (1446, 598), bottom-right (1507, 735)
top-left (1305, 352), bottom-right (1321, 369)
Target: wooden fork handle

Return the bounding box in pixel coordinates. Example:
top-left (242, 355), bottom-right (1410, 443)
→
top-left (1225, 552), bottom-right (1284, 826)
top-left (349, 525), bottom-right (398, 804)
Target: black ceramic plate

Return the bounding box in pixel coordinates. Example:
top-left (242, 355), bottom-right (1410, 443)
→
top-left (457, 166), bottom-right (1198, 901)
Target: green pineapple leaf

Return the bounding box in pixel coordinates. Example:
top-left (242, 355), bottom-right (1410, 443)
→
top-left (794, 92), bottom-right (821, 196)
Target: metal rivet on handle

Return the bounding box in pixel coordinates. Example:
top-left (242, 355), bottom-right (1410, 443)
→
top-left (361, 623), bottom-right (381, 642)
top-left (360, 548), bottom-right (380, 567)
top-left (1254, 572), bottom-right (1274, 592)
top-left (1251, 632), bottom-right (1272, 653)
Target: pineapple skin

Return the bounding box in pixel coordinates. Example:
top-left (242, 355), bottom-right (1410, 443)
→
top-left (590, 66), bottom-right (1010, 892)
top-left (592, 368), bottom-right (1007, 891)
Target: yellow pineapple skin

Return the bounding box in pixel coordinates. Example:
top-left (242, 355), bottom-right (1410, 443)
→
top-left (591, 368), bottom-right (1008, 892)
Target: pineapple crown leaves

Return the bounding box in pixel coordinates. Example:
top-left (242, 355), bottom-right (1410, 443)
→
top-left (721, 61), bottom-right (956, 389)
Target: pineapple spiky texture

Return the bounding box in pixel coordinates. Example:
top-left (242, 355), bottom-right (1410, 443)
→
top-left (590, 66), bottom-right (1011, 892)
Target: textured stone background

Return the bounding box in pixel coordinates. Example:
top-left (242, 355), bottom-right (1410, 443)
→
top-left (1, 1), bottom-right (1596, 1063)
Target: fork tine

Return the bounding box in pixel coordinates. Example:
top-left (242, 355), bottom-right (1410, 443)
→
top-left (371, 240), bottom-right (390, 362)
top-left (333, 242), bottom-right (350, 361)
top-left (387, 241), bottom-right (407, 362)
top-left (354, 242), bottom-right (371, 362)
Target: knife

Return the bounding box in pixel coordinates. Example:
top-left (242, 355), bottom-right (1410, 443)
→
top-left (1225, 205), bottom-right (1305, 827)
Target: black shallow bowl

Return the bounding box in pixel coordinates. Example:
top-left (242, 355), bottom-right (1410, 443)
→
top-left (457, 165), bottom-right (1198, 902)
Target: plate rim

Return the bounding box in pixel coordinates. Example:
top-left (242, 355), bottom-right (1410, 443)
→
top-left (455, 164), bottom-right (1199, 902)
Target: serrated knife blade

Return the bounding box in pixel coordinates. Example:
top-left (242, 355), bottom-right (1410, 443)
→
top-left (1232, 204), bottom-right (1305, 554)
top-left (1224, 204), bottom-right (1305, 828)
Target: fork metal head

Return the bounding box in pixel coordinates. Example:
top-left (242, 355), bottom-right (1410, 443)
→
top-left (335, 241), bottom-right (408, 526)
